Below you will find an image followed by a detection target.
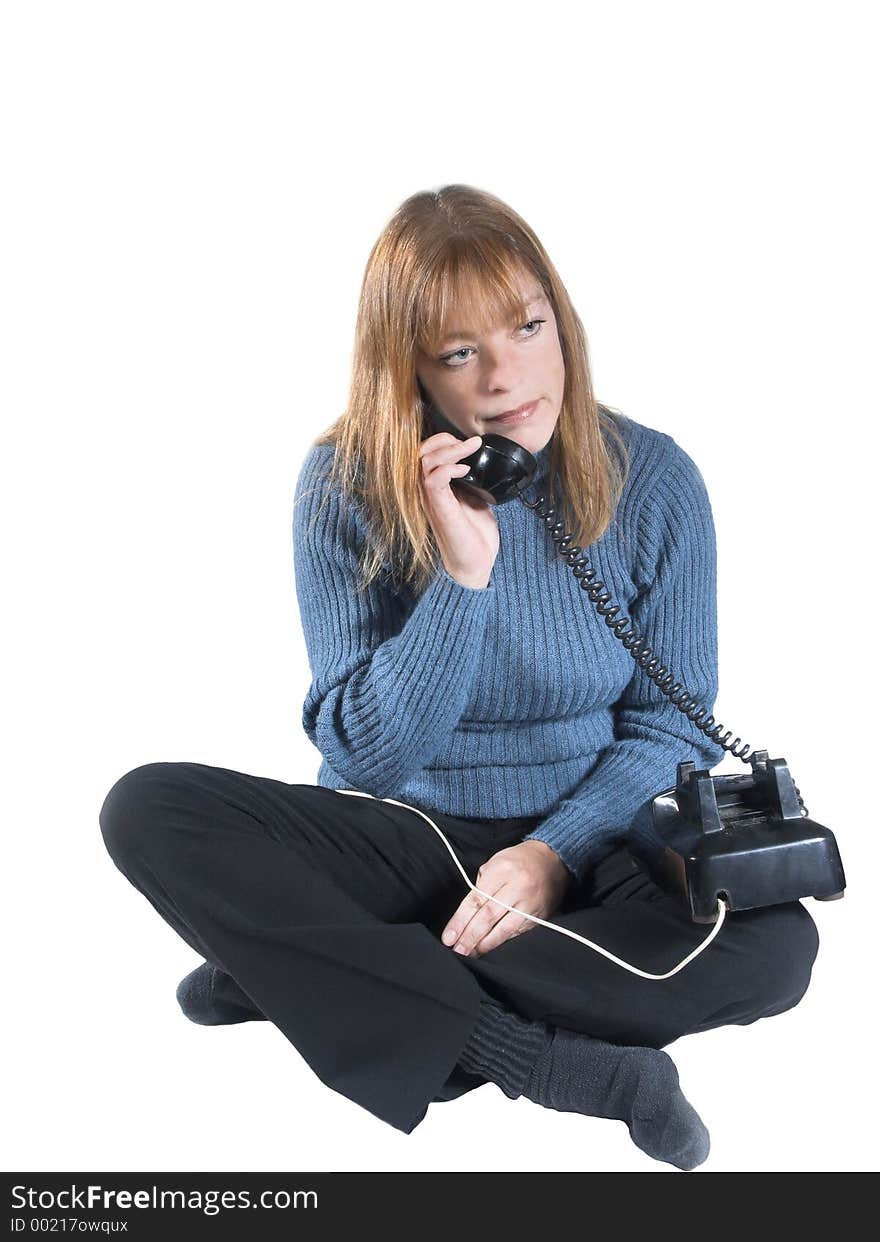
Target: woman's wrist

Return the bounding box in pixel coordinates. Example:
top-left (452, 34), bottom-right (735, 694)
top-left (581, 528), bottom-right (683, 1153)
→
top-left (520, 839), bottom-right (572, 887)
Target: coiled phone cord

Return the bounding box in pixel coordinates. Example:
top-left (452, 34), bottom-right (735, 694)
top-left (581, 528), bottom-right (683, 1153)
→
top-left (332, 788), bottom-right (726, 979)
top-left (515, 485), bottom-right (808, 815)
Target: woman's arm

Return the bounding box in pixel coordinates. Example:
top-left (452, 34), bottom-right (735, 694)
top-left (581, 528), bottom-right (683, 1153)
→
top-left (521, 436), bottom-right (726, 883)
top-left (293, 445), bottom-right (496, 794)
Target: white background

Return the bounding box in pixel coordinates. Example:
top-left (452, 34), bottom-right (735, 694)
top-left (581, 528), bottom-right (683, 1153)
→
top-left (3, 0), bottom-right (877, 1175)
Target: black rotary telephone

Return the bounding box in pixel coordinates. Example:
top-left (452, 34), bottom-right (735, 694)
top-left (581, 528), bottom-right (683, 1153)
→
top-left (422, 390), bottom-right (846, 923)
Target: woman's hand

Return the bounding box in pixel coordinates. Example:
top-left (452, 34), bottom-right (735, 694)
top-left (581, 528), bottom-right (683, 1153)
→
top-left (441, 841), bottom-right (573, 958)
top-left (417, 432), bottom-right (500, 590)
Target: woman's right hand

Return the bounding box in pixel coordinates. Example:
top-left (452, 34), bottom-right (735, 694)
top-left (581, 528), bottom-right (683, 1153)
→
top-left (417, 432), bottom-right (500, 590)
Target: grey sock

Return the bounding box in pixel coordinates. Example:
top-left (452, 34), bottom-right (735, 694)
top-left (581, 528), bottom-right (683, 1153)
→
top-left (175, 961), bottom-right (263, 1026)
top-left (457, 997), bottom-right (553, 1099)
top-left (459, 999), bottom-right (710, 1171)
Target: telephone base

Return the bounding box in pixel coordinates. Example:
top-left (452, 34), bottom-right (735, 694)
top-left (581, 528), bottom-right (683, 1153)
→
top-left (629, 751), bottom-right (847, 923)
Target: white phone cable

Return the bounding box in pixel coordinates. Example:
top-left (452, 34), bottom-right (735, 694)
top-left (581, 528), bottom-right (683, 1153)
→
top-left (334, 789), bottom-right (727, 980)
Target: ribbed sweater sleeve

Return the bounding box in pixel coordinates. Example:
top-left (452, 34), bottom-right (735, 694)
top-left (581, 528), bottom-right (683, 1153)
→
top-left (521, 437), bottom-right (726, 882)
top-left (292, 445), bottom-right (496, 795)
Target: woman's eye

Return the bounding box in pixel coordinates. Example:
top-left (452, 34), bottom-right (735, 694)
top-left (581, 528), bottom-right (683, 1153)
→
top-left (439, 319), bottom-right (545, 367)
top-left (442, 347), bottom-right (473, 366)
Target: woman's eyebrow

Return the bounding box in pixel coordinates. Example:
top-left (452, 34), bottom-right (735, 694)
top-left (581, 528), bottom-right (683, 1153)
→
top-left (440, 293), bottom-right (547, 343)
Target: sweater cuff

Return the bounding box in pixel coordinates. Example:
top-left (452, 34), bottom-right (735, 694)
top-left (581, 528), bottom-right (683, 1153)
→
top-left (522, 814), bottom-right (624, 884)
top-left (434, 565), bottom-right (494, 593)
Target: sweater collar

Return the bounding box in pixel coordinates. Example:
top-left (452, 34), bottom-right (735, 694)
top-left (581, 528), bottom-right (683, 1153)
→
top-left (528, 435), bottom-right (554, 488)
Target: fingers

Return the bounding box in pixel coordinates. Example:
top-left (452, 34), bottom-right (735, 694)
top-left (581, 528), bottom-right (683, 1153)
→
top-left (441, 888), bottom-right (497, 954)
top-left (418, 435), bottom-right (484, 523)
top-left (468, 910), bottom-right (533, 958)
top-left (418, 431), bottom-right (480, 459)
top-left (442, 884), bottom-right (520, 958)
top-left (418, 432), bottom-right (481, 481)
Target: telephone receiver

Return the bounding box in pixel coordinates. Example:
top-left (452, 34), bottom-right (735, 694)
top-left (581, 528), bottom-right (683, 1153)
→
top-left (421, 385), bottom-right (539, 505)
top-left (417, 383), bottom-right (846, 922)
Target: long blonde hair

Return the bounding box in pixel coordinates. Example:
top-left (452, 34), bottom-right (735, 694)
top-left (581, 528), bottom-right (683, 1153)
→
top-left (299, 184), bottom-right (630, 597)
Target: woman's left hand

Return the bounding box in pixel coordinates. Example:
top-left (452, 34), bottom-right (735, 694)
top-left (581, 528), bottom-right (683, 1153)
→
top-left (440, 841), bottom-right (573, 958)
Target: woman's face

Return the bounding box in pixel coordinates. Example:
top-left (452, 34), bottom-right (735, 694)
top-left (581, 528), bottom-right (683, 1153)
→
top-left (415, 275), bottom-right (565, 454)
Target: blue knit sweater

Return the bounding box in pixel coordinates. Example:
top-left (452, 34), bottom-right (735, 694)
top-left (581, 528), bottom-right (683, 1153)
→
top-left (292, 412), bottom-right (725, 883)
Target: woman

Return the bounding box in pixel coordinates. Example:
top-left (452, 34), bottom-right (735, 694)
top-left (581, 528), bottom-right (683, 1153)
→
top-left (98, 184), bottom-right (820, 1172)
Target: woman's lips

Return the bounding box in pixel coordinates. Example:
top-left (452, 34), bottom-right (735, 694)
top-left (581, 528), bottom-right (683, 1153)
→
top-left (488, 399), bottom-right (539, 425)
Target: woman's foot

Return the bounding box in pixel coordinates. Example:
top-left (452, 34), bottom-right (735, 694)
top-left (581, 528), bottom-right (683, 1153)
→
top-left (175, 962), bottom-right (264, 1025)
top-left (525, 1026), bottom-right (710, 1171)
top-left (457, 998), bottom-right (710, 1170)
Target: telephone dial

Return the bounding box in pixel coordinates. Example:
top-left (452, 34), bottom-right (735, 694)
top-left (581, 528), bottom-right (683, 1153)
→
top-left (420, 390), bottom-right (846, 924)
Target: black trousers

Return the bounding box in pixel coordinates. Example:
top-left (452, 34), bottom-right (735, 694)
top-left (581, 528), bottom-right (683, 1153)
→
top-left (98, 761), bottom-right (820, 1135)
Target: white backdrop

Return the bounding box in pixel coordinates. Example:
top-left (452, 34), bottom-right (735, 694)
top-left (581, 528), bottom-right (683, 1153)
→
top-left (3, 0), bottom-right (877, 1175)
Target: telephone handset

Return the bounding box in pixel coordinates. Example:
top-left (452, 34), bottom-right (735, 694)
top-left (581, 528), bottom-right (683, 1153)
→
top-left (421, 388), bottom-right (846, 922)
top-left (422, 392), bottom-right (538, 505)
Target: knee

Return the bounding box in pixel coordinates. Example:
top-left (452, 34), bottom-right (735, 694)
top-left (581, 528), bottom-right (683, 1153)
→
top-left (749, 901), bottom-right (821, 1018)
top-left (98, 761), bottom-right (183, 867)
